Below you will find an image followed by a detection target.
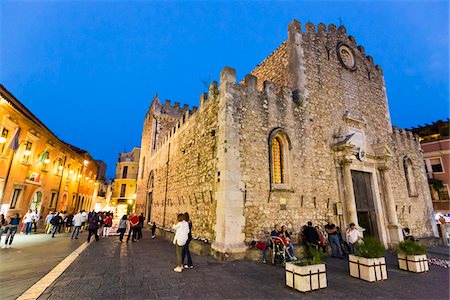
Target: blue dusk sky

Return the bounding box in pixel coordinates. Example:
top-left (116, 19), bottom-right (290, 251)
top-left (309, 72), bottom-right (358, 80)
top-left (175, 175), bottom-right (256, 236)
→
top-left (1, 0), bottom-right (448, 178)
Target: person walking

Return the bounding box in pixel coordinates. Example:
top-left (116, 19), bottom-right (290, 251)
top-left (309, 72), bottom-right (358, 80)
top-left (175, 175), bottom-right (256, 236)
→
top-left (87, 212), bottom-right (100, 242)
top-left (50, 212), bottom-right (62, 238)
top-left (32, 209), bottom-right (39, 232)
top-left (172, 213), bottom-right (189, 273)
top-left (325, 221), bottom-right (343, 259)
top-left (80, 210), bottom-right (87, 232)
top-left (181, 212), bottom-right (193, 269)
top-left (118, 215), bottom-right (128, 242)
top-left (45, 211), bottom-right (54, 233)
top-left (65, 212), bottom-right (74, 233)
top-left (58, 211), bottom-right (66, 233)
top-left (3, 213), bottom-right (20, 248)
top-left (71, 211), bottom-right (83, 239)
top-left (103, 214), bottom-right (112, 237)
top-left (23, 209), bottom-right (33, 235)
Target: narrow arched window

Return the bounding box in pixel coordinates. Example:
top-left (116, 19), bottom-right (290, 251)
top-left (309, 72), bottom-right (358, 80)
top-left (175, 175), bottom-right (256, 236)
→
top-left (403, 156), bottom-right (418, 197)
top-left (269, 129), bottom-right (291, 189)
top-left (272, 138), bottom-right (283, 184)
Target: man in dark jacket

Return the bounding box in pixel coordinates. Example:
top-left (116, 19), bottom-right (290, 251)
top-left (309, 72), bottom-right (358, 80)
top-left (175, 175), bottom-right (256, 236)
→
top-left (50, 213), bottom-right (62, 238)
top-left (87, 213), bottom-right (100, 242)
top-left (302, 221), bottom-right (320, 246)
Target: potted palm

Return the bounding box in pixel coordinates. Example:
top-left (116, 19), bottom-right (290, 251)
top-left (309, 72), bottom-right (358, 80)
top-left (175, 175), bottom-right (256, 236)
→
top-left (349, 237), bottom-right (387, 282)
top-left (395, 239), bottom-right (428, 273)
top-left (285, 245), bottom-right (327, 292)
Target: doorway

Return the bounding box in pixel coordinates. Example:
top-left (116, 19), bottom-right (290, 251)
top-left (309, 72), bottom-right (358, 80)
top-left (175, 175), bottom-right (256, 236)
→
top-left (351, 170), bottom-right (379, 238)
top-left (29, 191), bottom-right (42, 212)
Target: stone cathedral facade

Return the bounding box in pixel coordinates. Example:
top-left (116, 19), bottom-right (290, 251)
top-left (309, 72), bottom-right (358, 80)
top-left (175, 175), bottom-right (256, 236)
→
top-left (136, 20), bottom-right (437, 258)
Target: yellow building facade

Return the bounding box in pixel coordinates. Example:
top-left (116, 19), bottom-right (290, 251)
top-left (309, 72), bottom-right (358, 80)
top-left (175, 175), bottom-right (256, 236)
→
top-left (0, 85), bottom-right (98, 219)
top-left (111, 147), bottom-right (140, 215)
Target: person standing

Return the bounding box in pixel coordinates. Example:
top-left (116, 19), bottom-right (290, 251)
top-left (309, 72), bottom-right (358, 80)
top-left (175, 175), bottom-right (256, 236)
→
top-left (87, 212), bottom-right (100, 242)
top-left (302, 221), bottom-right (320, 254)
top-left (136, 213), bottom-right (145, 240)
top-left (172, 213), bottom-right (189, 273)
top-left (127, 213), bottom-right (139, 242)
top-left (182, 212), bottom-right (193, 269)
top-left (118, 215), bottom-right (128, 242)
top-left (151, 222), bottom-right (156, 239)
top-left (315, 225), bottom-right (328, 254)
top-left (50, 213), bottom-right (62, 238)
top-left (23, 209), bottom-right (33, 235)
top-left (346, 223), bottom-right (359, 254)
top-left (103, 214), bottom-right (112, 237)
top-left (45, 211), bottom-right (54, 233)
top-left (325, 221), bottom-right (343, 258)
top-left (71, 211), bottom-right (83, 239)
top-left (3, 213), bottom-right (21, 248)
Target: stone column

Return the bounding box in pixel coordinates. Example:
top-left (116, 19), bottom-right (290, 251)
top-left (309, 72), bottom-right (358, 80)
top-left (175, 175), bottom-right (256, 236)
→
top-left (379, 166), bottom-right (403, 244)
top-left (340, 159), bottom-right (359, 227)
top-left (211, 66), bottom-right (246, 259)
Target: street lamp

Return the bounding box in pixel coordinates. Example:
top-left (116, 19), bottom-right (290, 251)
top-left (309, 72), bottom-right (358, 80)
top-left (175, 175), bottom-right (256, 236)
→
top-left (0, 137), bottom-right (6, 144)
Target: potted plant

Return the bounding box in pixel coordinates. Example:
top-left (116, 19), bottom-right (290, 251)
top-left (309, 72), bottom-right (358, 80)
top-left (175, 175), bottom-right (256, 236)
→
top-left (394, 239), bottom-right (428, 273)
top-left (349, 237), bottom-right (387, 282)
top-left (285, 245), bottom-right (327, 292)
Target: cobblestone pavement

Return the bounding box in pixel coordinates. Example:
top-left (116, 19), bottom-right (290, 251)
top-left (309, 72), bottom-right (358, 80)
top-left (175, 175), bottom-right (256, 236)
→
top-left (0, 231), bottom-right (86, 300)
top-left (37, 231), bottom-right (450, 300)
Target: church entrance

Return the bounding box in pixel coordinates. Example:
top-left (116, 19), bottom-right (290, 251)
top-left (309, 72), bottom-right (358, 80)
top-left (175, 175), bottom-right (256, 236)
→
top-left (351, 170), bottom-right (379, 238)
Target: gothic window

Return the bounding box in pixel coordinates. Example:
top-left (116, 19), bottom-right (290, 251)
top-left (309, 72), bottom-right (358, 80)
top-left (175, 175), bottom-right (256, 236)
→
top-left (269, 129), bottom-right (292, 189)
top-left (403, 156), bottom-right (418, 197)
top-left (272, 138), bottom-right (283, 184)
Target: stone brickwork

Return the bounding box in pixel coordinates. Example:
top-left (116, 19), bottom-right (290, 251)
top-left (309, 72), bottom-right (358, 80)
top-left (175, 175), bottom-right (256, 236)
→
top-left (137, 20), bottom-right (436, 258)
top-left (249, 41), bottom-right (288, 94)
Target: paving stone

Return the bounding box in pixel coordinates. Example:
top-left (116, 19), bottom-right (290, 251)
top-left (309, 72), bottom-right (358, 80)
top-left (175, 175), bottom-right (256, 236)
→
top-left (30, 232), bottom-right (450, 299)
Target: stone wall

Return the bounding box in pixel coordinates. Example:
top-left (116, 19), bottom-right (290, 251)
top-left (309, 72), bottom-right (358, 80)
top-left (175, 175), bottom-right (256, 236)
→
top-left (249, 41), bottom-right (288, 94)
top-left (137, 20), bottom-right (436, 255)
top-left (141, 94), bottom-right (219, 242)
top-left (389, 127), bottom-right (437, 237)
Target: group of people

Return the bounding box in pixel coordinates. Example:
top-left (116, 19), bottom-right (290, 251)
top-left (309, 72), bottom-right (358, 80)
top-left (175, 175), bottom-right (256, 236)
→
top-left (172, 212), bottom-right (194, 272)
top-left (117, 213), bottom-right (145, 243)
top-left (253, 221), bottom-right (362, 263)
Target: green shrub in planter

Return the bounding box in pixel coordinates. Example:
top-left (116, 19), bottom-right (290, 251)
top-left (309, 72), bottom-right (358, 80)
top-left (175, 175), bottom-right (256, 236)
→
top-left (355, 236), bottom-right (386, 258)
top-left (394, 240), bottom-right (427, 255)
top-left (292, 244), bottom-right (323, 266)
top-left (395, 240), bottom-right (429, 272)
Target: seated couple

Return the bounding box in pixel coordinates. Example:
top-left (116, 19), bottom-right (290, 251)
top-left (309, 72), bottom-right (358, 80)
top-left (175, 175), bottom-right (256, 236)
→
top-left (253, 224), bottom-right (297, 263)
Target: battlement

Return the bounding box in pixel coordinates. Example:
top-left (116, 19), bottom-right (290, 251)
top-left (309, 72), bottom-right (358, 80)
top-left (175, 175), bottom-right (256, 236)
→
top-left (288, 19), bottom-right (382, 74)
top-left (152, 66), bottom-right (293, 153)
top-left (392, 126), bottom-right (421, 148)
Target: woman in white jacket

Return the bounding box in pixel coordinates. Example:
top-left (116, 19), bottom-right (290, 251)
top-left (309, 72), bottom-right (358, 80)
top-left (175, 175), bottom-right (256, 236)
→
top-left (172, 213), bottom-right (189, 272)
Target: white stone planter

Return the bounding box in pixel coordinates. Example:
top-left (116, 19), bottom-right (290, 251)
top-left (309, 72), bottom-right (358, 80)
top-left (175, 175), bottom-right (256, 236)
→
top-left (285, 262), bottom-right (327, 292)
top-left (349, 254), bottom-right (387, 282)
top-left (397, 254), bottom-right (429, 273)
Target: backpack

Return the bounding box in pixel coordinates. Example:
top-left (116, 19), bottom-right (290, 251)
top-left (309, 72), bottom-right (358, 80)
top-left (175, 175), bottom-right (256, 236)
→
top-left (50, 216), bottom-right (58, 225)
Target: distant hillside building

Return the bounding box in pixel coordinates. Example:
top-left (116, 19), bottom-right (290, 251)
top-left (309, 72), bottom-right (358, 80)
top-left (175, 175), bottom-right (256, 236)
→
top-left (112, 147), bottom-right (140, 215)
top-left (137, 20), bottom-right (437, 258)
top-left (411, 119), bottom-right (450, 215)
